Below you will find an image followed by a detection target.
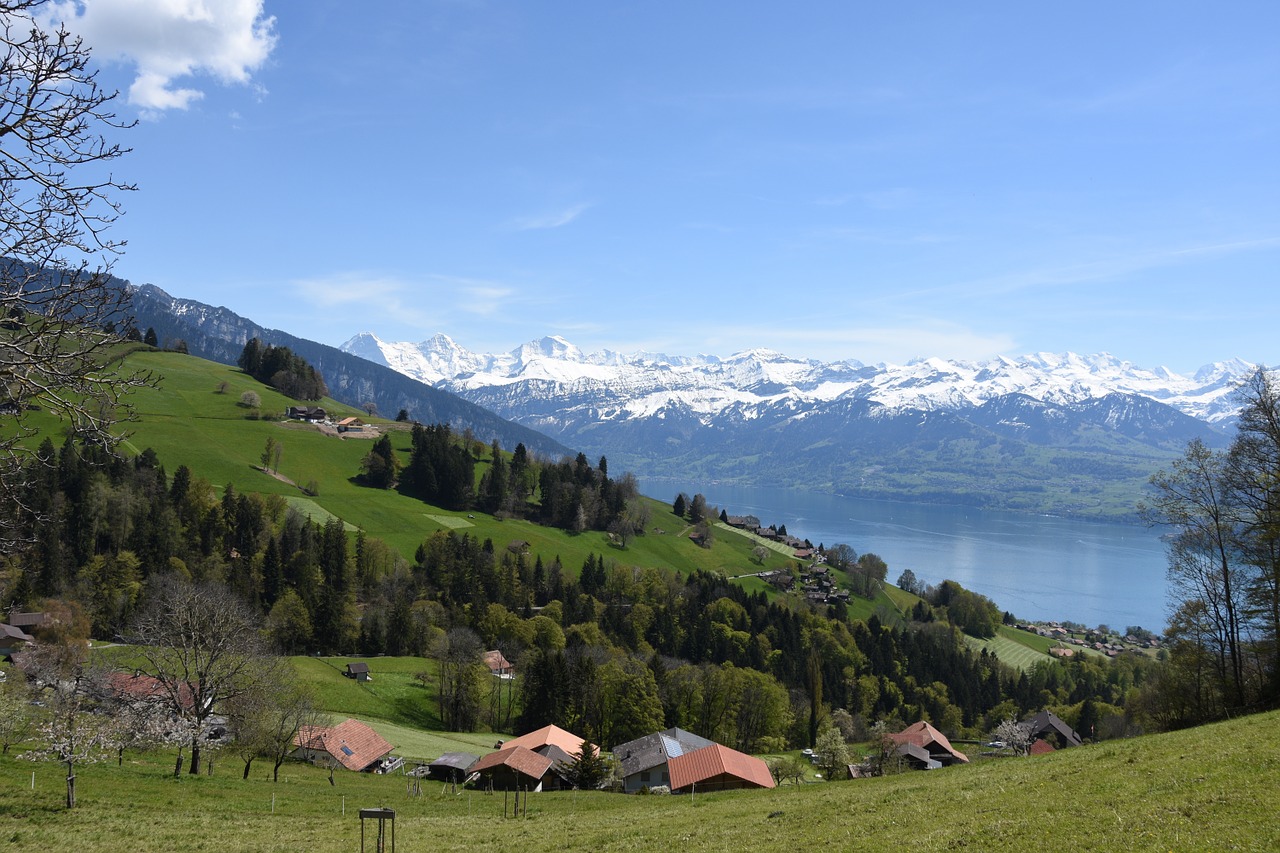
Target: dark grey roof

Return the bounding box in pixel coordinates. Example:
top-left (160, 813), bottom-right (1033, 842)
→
top-left (429, 752), bottom-right (479, 773)
top-left (614, 728), bottom-right (717, 778)
top-left (1021, 710), bottom-right (1083, 747)
top-left (537, 743), bottom-right (577, 778)
top-left (346, 662), bottom-right (369, 673)
top-left (0, 624), bottom-right (33, 642)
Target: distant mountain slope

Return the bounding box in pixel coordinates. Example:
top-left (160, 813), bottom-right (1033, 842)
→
top-left (341, 333), bottom-right (1249, 519)
top-left (125, 285), bottom-right (571, 460)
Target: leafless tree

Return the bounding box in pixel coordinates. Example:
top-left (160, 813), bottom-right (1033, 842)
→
top-left (226, 674), bottom-right (320, 782)
top-left (1143, 439), bottom-right (1249, 707)
top-left (16, 634), bottom-right (113, 807)
top-left (0, 1), bottom-right (152, 540)
top-left (130, 577), bottom-right (274, 775)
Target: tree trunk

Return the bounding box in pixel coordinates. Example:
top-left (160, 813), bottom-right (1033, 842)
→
top-left (65, 760), bottom-right (75, 809)
top-left (243, 757), bottom-right (254, 780)
top-left (189, 740), bottom-right (202, 775)
top-left (173, 747), bottom-right (184, 778)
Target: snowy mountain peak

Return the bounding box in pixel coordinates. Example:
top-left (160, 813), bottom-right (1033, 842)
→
top-left (337, 333), bottom-right (1257, 426)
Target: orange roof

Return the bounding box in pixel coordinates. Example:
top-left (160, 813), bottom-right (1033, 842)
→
top-left (502, 724), bottom-right (596, 757)
top-left (294, 718), bottom-right (393, 771)
top-left (667, 743), bottom-right (775, 791)
top-left (1029, 738), bottom-right (1057, 756)
top-left (107, 671), bottom-right (200, 712)
top-left (471, 745), bottom-right (553, 780)
top-left (483, 650), bottom-right (512, 672)
top-left (888, 721), bottom-right (970, 764)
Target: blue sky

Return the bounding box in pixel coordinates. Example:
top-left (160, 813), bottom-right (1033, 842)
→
top-left (42, 1), bottom-right (1280, 373)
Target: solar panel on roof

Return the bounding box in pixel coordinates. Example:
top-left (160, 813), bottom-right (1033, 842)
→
top-left (660, 734), bottom-right (684, 758)
top-left (341, 745), bottom-right (354, 756)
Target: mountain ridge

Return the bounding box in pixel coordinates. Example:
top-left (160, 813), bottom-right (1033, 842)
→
top-left (340, 331), bottom-right (1250, 519)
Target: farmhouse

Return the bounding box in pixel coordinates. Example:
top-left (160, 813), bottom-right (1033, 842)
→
top-left (1021, 709), bottom-right (1083, 749)
top-left (286, 406), bottom-right (327, 422)
top-left (499, 723), bottom-right (595, 758)
top-left (614, 727), bottom-right (717, 793)
top-left (483, 649), bottom-right (513, 678)
top-left (106, 670), bottom-right (206, 714)
top-left (666, 742), bottom-right (776, 793)
top-left (293, 718), bottom-right (396, 773)
top-left (888, 720), bottom-right (970, 766)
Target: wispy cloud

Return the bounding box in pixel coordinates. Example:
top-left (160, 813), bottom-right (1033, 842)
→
top-left (40, 0), bottom-right (277, 114)
top-left (510, 202), bottom-right (592, 231)
top-left (967, 236), bottom-right (1280, 298)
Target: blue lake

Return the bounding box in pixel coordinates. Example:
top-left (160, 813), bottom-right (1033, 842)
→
top-left (647, 481), bottom-right (1171, 633)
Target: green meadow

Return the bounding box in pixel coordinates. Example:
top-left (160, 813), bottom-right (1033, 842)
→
top-left (103, 350), bottom-right (805, 582)
top-left (1, 708), bottom-right (1277, 851)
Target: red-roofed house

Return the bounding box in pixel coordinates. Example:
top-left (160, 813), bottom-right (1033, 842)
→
top-left (293, 718), bottom-right (396, 772)
top-left (888, 721), bottom-right (970, 766)
top-left (106, 671), bottom-right (204, 713)
top-left (667, 743), bottom-right (776, 793)
top-left (470, 744), bottom-right (555, 791)
top-left (483, 650), bottom-right (513, 678)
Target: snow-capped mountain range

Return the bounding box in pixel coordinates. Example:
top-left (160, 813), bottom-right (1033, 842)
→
top-left (338, 332), bottom-right (1252, 520)
top-left (340, 332), bottom-right (1252, 427)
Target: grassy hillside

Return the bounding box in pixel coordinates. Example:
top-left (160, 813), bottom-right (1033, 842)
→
top-left (91, 350), bottom-right (806, 580)
top-left (1, 708), bottom-right (1276, 851)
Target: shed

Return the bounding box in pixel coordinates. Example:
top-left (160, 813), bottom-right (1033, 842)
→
top-left (428, 752), bottom-right (479, 783)
top-left (345, 662), bottom-right (371, 682)
top-left (470, 745), bottom-right (554, 791)
top-left (0, 623), bottom-right (33, 658)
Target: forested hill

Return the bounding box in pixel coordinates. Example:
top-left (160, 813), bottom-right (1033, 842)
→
top-left (125, 282), bottom-right (570, 459)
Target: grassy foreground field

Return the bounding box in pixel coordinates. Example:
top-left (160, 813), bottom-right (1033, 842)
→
top-left (2, 709), bottom-right (1277, 851)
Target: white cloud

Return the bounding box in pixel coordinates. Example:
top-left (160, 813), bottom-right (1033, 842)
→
top-left (40, 0), bottom-right (277, 113)
top-left (510, 203), bottom-right (592, 231)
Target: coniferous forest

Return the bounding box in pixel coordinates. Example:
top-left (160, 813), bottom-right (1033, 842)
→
top-left (1, 421), bottom-right (1163, 752)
